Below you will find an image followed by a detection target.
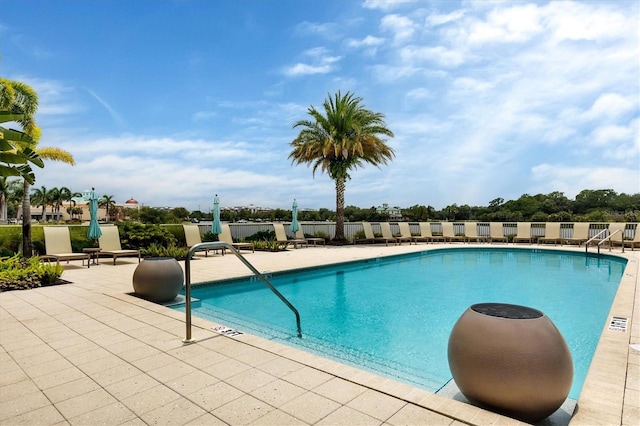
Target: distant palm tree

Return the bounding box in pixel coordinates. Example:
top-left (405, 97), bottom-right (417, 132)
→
top-left (54, 187), bottom-right (72, 215)
top-left (32, 185), bottom-right (51, 221)
top-left (289, 91), bottom-right (394, 241)
top-left (0, 177), bottom-right (20, 223)
top-left (99, 195), bottom-right (116, 222)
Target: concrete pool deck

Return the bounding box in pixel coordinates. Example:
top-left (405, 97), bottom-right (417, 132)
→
top-left (1, 243), bottom-right (637, 425)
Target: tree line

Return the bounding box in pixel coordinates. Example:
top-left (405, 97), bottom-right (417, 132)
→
top-left (135, 188), bottom-right (640, 224)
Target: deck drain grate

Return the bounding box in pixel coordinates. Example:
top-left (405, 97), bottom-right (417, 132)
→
top-left (213, 326), bottom-right (243, 337)
top-left (608, 316), bottom-right (628, 332)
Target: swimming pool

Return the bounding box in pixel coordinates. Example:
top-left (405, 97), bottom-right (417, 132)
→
top-left (172, 248), bottom-right (626, 400)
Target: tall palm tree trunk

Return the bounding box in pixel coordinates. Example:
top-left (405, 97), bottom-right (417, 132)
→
top-left (334, 176), bottom-right (346, 241)
top-left (22, 181), bottom-right (32, 257)
top-left (0, 193), bottom-right (6, 224)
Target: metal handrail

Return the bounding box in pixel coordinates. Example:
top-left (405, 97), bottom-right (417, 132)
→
top-left (596, 230), bottom-right (624, 254)
top-left (182, 242), bottom-right (302, 343)
top-left (584, 229), bottom-right (608, 253)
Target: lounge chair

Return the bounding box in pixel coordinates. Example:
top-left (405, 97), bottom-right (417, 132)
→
top-left (604, 222), bottom-right (626, 248)
top-left (562, 223), bottom-right (590, 245)
top-left (183, 224), bottom-right (221, 257)
top-left (488, 222), bottom-right (508, 243)
top-left (359, 222), bottom-right (397, 246)
top-left (273, 223), bottom-right (306, 248)
top-left (43, 226), bottom-right (90, 268)
top-left (441, 222), bottom-right (466, 243)
top-left (294, 228), bottom-right (325, 246)
top-left (415, 222), bottom-right (445, 243)
top-left (538, 222), bottom-right (562, 245)
top-left (98, 226), bottom-right (141, 265)
top-left (464, 222), bottom-right (487, 243)
top-left (355, 222), bottom-right (376, 244)
top-left (623, 225), bottom-right (640, 250)
top-left (219, 224), bottom-right (254, 253)
top-left (397, 222), bottom-right (417, 244)
top-left (382, 222), bottom-right (411, 244)
top-left (512, 222), bottom-right (533, 244)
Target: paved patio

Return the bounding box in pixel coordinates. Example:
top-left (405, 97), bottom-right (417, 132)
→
top-left (1, 243), bottom-right (638, 425)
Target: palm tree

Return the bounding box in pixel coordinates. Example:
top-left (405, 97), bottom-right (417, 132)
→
top-left (99, 194), bottom-right (116, 222)
top-left (1, 78), bottom-right (75, 256)
top-left (0, 177), bottom-right (20, 223)
top-left (52, 186), bottom-right (72, 216)
top-left (31, 185), bottom-right (51, 221)
top-left (289, 91), bottom-right (394, 241)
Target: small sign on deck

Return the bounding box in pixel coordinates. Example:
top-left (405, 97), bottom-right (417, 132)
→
top-left (608, 316), bottom-right (628, 332)
top-left (212, 326), bottom-right (243, 337)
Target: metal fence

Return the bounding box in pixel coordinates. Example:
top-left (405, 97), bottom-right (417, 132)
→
top-left (198, 221), bottom-right (637, 241)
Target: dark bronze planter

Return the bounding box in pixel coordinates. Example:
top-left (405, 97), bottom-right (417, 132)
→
top-left (448, 303), bottom-right (573, 423)
top-left (132, 257), bottom-right (184, 303)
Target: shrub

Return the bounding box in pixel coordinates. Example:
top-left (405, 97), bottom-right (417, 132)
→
top-left (252, 240), bottom-right (289, 251)
top-left (0, 255), bottom-right (64, 291)
top-left (0, 226), bottom-right (22, 253)
top-left (246, 230), bottom-right (276, 242)
top-left (117, 222), bottom-right (177, 249)
top-left (141, 243), bottom-right (190, 260)
top-left (201, 231), bottom-right (219, 242)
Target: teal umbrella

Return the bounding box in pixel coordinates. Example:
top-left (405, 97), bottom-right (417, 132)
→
top-left (212, 194), bottom-right (222, 235)
top-left (87, 188), bottom-right (102, 241)
top-left (289, 199), bottom-right (299, 233)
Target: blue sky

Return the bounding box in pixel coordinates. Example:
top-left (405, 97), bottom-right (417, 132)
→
top-left (1, 0), bottom-right (638, 212)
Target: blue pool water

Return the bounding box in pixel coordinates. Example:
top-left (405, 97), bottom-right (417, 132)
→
top-left (172, 248), bottom-right (626, 399)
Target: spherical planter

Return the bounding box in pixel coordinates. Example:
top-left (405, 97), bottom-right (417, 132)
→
top-left (132, 257), bottom-right (184, 303)
top-left (448, 303), bottom-right (573, 423)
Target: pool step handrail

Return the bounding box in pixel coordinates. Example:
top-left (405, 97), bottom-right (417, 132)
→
top-left (596, 230), bottom-right (624, 254)
top-left (585, 229), bottom-right (608, 253)
top-left (183, 241), bottom-right (302, 343)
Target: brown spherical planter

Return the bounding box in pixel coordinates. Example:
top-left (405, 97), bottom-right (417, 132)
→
top-left (132, 257), bottom-right (184, 303)
top-left (448, 303), bottom-right (573, 423)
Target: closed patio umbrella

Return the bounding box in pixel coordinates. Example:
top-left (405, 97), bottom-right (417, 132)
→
top-left (289, 199), bottom-right (299, 233)
top-left (87, 188), bottom-right (102, 241)
top-left (212, 194), bottom-right (222, 235)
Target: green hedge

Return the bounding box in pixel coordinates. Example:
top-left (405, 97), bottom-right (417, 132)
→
top-left (0, 223), bottom-right (193, 256)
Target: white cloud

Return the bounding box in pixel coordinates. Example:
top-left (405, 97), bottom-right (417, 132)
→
top-left (531, 163), bottom-right (639, 198)
top-left (362, 0), bottom-right (416, 12)
top-left (283, 47), bottom-right (342, 76)
top-left (380, 14), bottom-right (416, 44)
top-left (545, 1), bottom-right (633, 43)
top-left (345, 35), bottom-right (385, 49)
top-left (400, 45), bottom-right (465, 67)
top-left (294, 21), bottom-right (341, 41)
top-left (426, 10), bottom-right (465, 27)
top-left (466, 3), bottom-right (543, 44)
top-left (584, 93), bottom-right (635, 121)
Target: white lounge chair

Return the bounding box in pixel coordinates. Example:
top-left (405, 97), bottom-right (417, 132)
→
top-left (358, 222), bottom-right (396, 246)
top-left (295, 228), bottom-right (325, 246)
top-left (441, 222), bottom-right (466, 243)
top-left (488, 222), bottom-right (508, 243)
top-left (273, 223), bottom-right (306, 248)
top-left (562, 223), bottom-right (590, 245)
top-left (464, 222), bottom-right (487, 243)
top-left (539, 223), bottom-right (562, 245)
top-left (98, 226), bottom-right (141, 265)
top-left (397, 222), bottom-right (416, 244)
top-left (183, 224), bottom-right (221, 256)
top-left (381, 222), bottom-right (410, 244)
top-left (43, 226), bottom-right (90, 268)
top-left (415, 222), bottom-right (445, 243)
top-left (512, 223), bottom-right (533, 244)
top-left (219, 224), bottom-right (254, 253)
